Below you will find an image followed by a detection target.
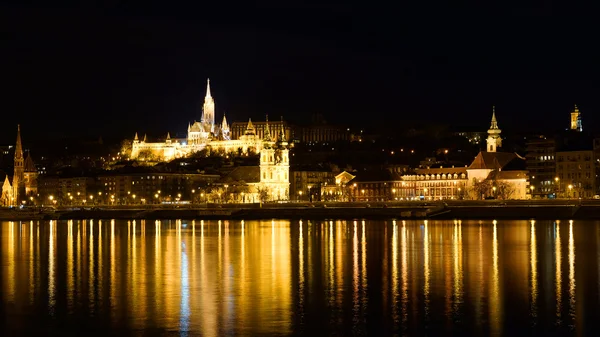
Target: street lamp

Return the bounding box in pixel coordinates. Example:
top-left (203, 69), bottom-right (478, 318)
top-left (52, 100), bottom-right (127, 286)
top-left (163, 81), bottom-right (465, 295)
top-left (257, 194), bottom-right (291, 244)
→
top-left (568, 184), bottom-right (573, 199)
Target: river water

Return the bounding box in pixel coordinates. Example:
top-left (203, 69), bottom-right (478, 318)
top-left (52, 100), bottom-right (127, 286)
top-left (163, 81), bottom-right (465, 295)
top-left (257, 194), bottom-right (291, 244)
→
top-left (1, 219), bottom-right (599, 336)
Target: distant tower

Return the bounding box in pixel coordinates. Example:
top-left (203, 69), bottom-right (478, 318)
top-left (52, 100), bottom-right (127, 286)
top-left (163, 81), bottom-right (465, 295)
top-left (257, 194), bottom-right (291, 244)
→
top-left (570, 104), bottom-right (583, 132)
top-left (13, 125), bottom-right (25, 205)
top-left (201, 78), bottom-right (215, 133)
top-left (486, 106), bottom-right (502, 153)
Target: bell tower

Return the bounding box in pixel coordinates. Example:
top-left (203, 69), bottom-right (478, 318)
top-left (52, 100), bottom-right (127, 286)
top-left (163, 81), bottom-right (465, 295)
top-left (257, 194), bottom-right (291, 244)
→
top-left (13, 124), bottom-right (25, 205)
top-left (570, 104), bottom-right (582, 132)
top-left (259, 116), bottom-right (290, 201)
top-left (486, 106), bottom-right (502, 153)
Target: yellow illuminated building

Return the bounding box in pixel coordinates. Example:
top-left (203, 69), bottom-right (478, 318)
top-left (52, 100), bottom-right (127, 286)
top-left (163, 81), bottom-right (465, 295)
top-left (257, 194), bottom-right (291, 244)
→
top-left (129, 79), bottom-right (265, 162)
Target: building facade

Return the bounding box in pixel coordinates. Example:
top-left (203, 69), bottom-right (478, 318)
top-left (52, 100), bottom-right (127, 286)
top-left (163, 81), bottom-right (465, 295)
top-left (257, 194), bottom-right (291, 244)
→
top-left (525, 136), bottom-right (556, 198)
top-left (555, 150), bottom-right (595, 199)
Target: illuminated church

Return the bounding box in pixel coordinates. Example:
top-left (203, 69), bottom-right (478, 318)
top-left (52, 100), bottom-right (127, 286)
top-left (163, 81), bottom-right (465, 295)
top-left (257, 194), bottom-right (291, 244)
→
top-left (130, 79), bottom-right (265, 161)
top-left (1, 125), bottom-right (38, 207)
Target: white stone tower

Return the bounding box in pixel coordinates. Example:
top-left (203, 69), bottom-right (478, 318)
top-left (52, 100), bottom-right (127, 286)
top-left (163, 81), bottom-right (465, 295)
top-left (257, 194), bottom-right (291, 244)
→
top-left (486, 106), bottom-right (502, 152)
top-left (259, 115), bottom-right (290, 201)
top-left (201, 78), bottom-right (215, 133)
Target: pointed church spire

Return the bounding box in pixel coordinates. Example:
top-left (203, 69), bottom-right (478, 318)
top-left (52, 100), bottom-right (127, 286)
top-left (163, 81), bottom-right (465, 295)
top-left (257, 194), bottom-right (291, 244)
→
top-left (15, 124), bottom-right (23, 160)
top-left (143, 134), bottom-right (147, 142)
top-left (166, 132), bottom-right (171, 140)
top-left (206, 78), bottom-right (211, 98)
top-left (490, 106), bottom-right (498, 129)
top-left (134, 132), bottom-right (139, 141)
top-left (222, 114), bottom-right (229, 130)
top-left (278, 116), bottom-right (287, 143)
top-left (264, 114), bottom-right (272, 142)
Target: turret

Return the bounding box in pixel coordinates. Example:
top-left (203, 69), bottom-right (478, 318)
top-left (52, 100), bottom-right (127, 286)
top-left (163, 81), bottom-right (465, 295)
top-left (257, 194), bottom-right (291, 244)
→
top-left (166, 132), bottom-right (172, 144)
top-left (244, 118), bottom-right (256, 135)
top-left (263, 114), bottom-right (273, 143)
top-left (277, 117), bottom-right (287, 146)
top-left (134, 132), bottom-right (139, 144)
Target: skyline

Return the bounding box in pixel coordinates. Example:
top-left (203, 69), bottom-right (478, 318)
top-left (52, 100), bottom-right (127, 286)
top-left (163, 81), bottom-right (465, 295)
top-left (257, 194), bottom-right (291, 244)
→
top-left (2, 2), bottom-right (598, 142)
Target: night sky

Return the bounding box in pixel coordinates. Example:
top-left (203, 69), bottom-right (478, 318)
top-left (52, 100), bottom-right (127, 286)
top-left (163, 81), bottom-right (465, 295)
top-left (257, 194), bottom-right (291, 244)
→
top-left (2, 2), bottom-right (597, 142)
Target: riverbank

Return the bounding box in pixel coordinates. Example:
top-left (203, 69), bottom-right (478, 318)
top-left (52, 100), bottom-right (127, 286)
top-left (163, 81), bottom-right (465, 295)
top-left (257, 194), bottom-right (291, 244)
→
top-left (2, 200), bottom-right (600, 221)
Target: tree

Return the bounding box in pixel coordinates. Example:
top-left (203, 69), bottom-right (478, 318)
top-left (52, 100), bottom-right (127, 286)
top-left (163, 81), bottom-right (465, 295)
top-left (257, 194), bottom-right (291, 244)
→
top-left (495, 181), bottom-right (515, 200)
top-left (471, 178), bottom-right (492, 200)
top-left (120, 139), bottom-right (132, 158)
top-left (256, 185), bottom-right (270, 203)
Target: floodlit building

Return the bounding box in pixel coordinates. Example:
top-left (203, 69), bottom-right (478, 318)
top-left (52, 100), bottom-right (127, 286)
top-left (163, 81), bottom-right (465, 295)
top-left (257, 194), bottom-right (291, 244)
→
top-left (1, 125), bottom-right (38, 206)
top-left (130, 79), bottom-right (266, 162)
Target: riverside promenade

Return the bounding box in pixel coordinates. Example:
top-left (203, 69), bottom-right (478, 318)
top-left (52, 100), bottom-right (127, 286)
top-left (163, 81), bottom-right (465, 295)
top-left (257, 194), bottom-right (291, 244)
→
top-left (2, 200), bottom-right (600, 221)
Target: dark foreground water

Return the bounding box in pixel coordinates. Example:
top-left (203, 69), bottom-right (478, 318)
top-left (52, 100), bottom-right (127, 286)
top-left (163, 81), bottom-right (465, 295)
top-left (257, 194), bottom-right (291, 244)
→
top-left (1, 219), bottom-right (600, 336)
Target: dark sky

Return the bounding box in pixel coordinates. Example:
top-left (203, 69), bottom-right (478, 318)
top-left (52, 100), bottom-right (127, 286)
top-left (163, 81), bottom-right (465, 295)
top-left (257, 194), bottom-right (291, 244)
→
top-left (1, 1), bottom-right (598, 142)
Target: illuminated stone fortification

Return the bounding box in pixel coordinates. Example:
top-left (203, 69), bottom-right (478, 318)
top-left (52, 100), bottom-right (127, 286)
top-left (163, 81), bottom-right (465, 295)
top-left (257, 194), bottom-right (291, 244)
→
top-left (130, 79), bottom-right (263, 162)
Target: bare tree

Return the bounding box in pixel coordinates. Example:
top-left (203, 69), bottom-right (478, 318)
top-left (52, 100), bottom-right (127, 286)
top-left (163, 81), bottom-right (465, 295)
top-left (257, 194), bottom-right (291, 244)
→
top-left (256, 185), bottom-right (270, 203)
top-left (471, 178), bottom-right (492, 200)
top-left (495, 181), bottom-right (515, 200)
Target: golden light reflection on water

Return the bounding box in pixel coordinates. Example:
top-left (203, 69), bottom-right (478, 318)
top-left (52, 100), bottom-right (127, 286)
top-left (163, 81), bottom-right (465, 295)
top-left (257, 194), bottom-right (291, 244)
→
top-left (48, 220), bottom-right (56, 314)
top-left (2, 219), bottom-right (600, 336)
top-left (555, 221), bottom-right (562, 325)
top-left (423, 220), bottom-right (430, 320)
top-left (530, 220), bottom-right (538, 322)
top-left (490, 220), bottom-right (501, 336)
top-left (568, 220), bottom-right (576, 328)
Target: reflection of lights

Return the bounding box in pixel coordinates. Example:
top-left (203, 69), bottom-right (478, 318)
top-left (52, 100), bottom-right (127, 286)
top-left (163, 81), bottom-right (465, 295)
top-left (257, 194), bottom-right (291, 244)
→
top-left (530, 220), bottom-right (537, 320)
top-left (424, 220), bottom-right (430, 318)
top-left (490, 220), bottom-right (501, 335)
top-left (89, 220), bottom-right (95, 308)
top-left (67, 220), bottom-right (74, 310)
top-left (555, 221), bottom-right (562, 325)
top-left (49, 220), bottom-right (56, 314)
top-left (568, 220), bottom-right (576, 325)
top-left (391, 220), bottom-right (399, 323)
top-left (400, 220), bottom-right (408, 327)
top-left (180, 241), bottom-right (190, 332)
top-left (7, 222), bottom-right (15, 303)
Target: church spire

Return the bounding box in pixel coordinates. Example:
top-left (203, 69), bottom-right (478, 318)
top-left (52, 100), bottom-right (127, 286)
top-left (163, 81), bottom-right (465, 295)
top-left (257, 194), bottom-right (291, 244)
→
top-left (278, 116), bottom-right (287, 143)
top-left (15, 124), bottom-right (23, 161)
top-left (264, 114), bottom-right (272, 142)
top-left (490, 106), bottom-right (498, 129)
top-left (206, 78), bottom-right (212, 98)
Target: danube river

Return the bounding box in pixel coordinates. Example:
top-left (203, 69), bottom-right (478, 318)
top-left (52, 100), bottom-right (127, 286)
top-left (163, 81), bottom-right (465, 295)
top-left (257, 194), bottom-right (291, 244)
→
top-left (1, 219), bottom-right (600, 336)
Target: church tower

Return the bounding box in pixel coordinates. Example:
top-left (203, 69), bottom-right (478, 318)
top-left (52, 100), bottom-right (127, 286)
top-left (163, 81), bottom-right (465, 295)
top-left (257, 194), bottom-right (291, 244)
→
top-left (570, 104), bottom-right (582, 132)
top-left (13, 124), bottom-right (25, 205)
top-left (201, 78), bottom-right (215, 133)
top-left (486, 107), bottom-right (502, 153)
top-left (259, 116), bottom-right (290, 201)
